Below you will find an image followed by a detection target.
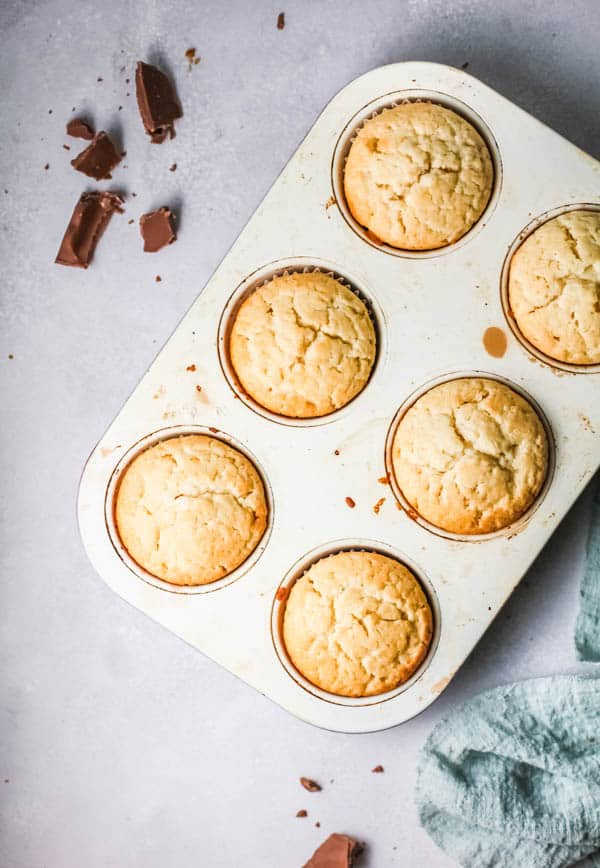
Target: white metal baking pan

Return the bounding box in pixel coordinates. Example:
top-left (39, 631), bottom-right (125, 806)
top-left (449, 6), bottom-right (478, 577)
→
top-left (77, 62), bottom-right (600, 732)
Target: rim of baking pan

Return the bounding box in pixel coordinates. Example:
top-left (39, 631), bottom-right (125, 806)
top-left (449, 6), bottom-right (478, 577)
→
top-left (331, 88), bottom-right (503, 258)
top-left (500, 202), bottom-right (600, 374)
top-left (217, 257), bottom-right (387, 427)
top-left (270, 538), bottom-right (441, 708)
top-left (104, 424), bottom-right (274, 595)
top-left (384, 370), bottom-right (556, 542)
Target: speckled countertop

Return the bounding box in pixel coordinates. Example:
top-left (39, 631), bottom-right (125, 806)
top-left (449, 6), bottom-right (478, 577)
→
top-left (1, 1), bottom-right (598, 865)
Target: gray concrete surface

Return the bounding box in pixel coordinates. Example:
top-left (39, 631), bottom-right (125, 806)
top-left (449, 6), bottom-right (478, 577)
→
top-left (1, 0), bottom-right (599, 865)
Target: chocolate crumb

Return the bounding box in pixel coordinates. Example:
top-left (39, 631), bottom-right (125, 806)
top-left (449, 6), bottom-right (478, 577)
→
top-left (373, 497), bottom-right (385, 515)
top-left (70, 131), bottom-right (122, 180)
top-left (62, 144), bottom-right (70, 150)
top-left (66, 118), bottom-right (94, 139)
top-left (185, 47), bottom-right (200, 69)
top-left (461, 61), bottom-right (469, 69)
top-left (128, 219), bottom-right (134, 225)
top-left (125, 78), bottom-right (130, 84)
top-left (334, 449), bottom-right (340, 456)
top-left (8, 354), bottom-right (14, 359)
top-left (195, 385), bottom-right (202, 393)
top-left (377, 475), bottom-right (389, 485)
top-left (275, 586), bottom-right (287, 602)
top-left (186, 364), bottom-right (196, 372)
top-left (315, 822), bottom-right (321, 828)
top-left (48, 109), bottom-right (52, 114)
top-left (296, 810), bottom-right (308, 818)
top-left (44, 163), bottom-right (49, 170)
top-left (140, 207), bottom-right (177, 252)
top-left (118, 105), bottom-right (123, 111)
top-left (97, 76), bottom-right (103, 82)
top-left (300, 777), bottom-right (321, 793)
top-left (169, 163), bottom-right (177, 172)
top-left (155, 275), bottom-right (162, 282)
top-left (208, 427), bottom-right (219, 434)
top-left (277, 11), bottom-right (285, 29)
top-left (345, 497), bottom-right (355, 509)
top-left (371, 765), bottom-right (384, 773)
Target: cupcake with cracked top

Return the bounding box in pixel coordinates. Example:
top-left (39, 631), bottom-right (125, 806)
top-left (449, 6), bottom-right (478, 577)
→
top-left (343, 102), bottom-right (493, 250)
top-left (115, 434), bottom-right (268, 586)
top-left (508, 210), bottom-right (600, 365)
top-left (282, 550), bottom-right (433, 697)
top-left (391, 378), bottom-right (548, 535)
top-left (229, 271), bottom-right (376, 418)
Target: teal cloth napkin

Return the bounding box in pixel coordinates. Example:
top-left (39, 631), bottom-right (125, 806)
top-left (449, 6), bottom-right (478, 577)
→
top-left (416, 675), bottom-right (600, 868)
top-left (576, 481), bottom-right (600, 662)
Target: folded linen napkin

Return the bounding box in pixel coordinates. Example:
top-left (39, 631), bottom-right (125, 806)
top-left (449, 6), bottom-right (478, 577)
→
top-left (575, 481), bottom-right (600, 662)
top-left (416, 675), bottom-right (600, 868)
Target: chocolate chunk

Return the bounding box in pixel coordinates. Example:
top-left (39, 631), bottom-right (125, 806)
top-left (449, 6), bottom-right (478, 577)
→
top-left (300, 777), bottom-right (322, 792)
top-left (66, 118), bottom-right (95, 140)
top-left (139, 207), bottom-right (177, 252)
top-left (70, 132), bottom-right (122, 180)
top-left (304, 834), bottom-right (363, 868)
top-left (296, 810), bottom-right (308, 818)
top-left (277, 12), bottom-right (285, 28)
top-left (135, 61), bottom-right (182, 143)
top-left (55, 192), bottom-right (123, 268)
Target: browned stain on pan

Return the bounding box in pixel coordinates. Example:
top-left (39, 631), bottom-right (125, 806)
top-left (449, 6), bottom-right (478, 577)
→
top-left (482, 326), bottom-right (507, 358)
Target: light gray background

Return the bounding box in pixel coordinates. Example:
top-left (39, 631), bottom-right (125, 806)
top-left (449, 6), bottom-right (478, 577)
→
top-left (1, 1), bottom-right (599, 866)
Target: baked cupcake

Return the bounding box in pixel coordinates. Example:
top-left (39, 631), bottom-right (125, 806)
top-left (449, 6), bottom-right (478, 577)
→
top-left (343, 102), bottom-right (493, 250)
top-left (282, 551), bottom-right (433, 697)
top-left (391, 378), bottom-right (548, 535)
top-left (508, 209), bottom-right (600, 365)
top-left (115, 434), bottom-right (268, 585)
top-left (229, 271), bottom-right (376, 417)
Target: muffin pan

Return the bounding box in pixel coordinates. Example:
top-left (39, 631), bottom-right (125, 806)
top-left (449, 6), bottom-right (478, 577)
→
top-left (78, 62), bottom-right (600, 732)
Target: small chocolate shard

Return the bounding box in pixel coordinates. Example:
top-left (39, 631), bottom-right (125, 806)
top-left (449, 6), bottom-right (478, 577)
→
top-left (371, 765), bottom-right (384, 773)
top-left (345, 497), bottom-right (356, 509)
top-left (55, 191), bottom-right (123, 268)
top-left (135, 61), bottom-right (182, 143)
top-left (277, 11), bottom-right (285, 29)
top-left (296, 809), bottom-right (308, 818)
top-left (140, 207), bottom-right (177, 252)
top-left (300, 777), bottom-right (322, 792)
top-left (304, 834), bottom-right (363, 868)
top-left (70, 132), bottom-right (122, 180)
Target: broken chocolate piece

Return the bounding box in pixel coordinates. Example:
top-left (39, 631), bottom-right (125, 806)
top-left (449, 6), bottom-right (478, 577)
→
top-left (304, 834), bottom-right (363, 868)
top-left (296, 810), bottom-right (308, 818)
top-left (66, 118), bottom-right (94, 140)
top-left (55, 192), bottom-right (123, 268)
top-left (300, 777), bottom-right (322, 792)
top-left (70, 132), bottom-right (122, 180)
top-left (371, 765), bottom-right (384, 773)
top-left (135, 61), bottom-right (182, 143)
top-left (139, 207), bottom-right (177, 252)
top-left (277, 12), bottom-right (285, 29)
